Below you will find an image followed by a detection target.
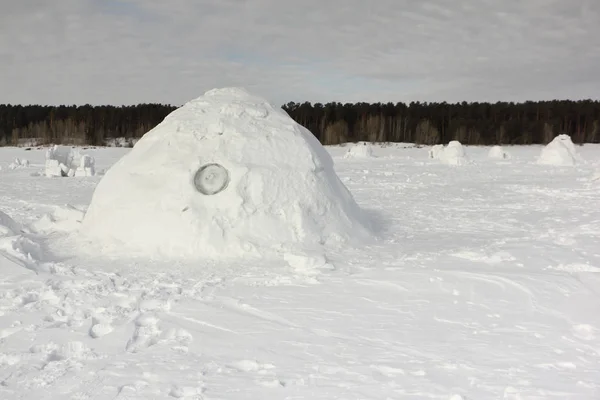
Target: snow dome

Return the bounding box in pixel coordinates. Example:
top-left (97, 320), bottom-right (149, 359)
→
top-left (537, 134), bottom-right (580, 166)
top-left (488, 145), bottom-right (510, 160)
top-left (429, 141), bottom-right (469, 165)
top-left (80, 88), bottom-right (372, 259)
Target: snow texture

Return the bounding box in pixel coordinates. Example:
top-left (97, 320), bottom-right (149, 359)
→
top-left (537, 134), bottom-right (580, 166)
top-left (343, 142), bottom-right (374, 158)
top-left (80, 88), bottom-right (372, 260)
top-left (45, 145), bottom-right (96, 177)
top-left (488, 145), bottom-right (510, 160)
top-left (1, 143), bottom-right (600, 399)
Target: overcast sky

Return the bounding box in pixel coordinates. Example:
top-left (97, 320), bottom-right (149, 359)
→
top-left (2, 0), bottom-right (599, 106)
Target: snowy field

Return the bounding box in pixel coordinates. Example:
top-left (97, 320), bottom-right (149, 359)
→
top-left (1, 143), bottom-right (600, 399)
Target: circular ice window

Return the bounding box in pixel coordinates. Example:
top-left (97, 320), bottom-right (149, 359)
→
top-left (193, 163), bottom-right (229, 195)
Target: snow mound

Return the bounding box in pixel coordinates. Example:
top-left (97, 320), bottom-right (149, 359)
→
top-left (45, 145), bottom-right (96, 177)
top-left (428, 144), bottom-right (444, 159)
top-left (488, 145), bottom-right (510, 160)
top-left (430, 141), bottom-right (469, 165)
top-left (537, 134), bottom-right (580, 166)
top-left (344, 143), bottom-right (374, 159)
top-left (0, 210), bottom-right (21, 237)
top-left (81, 87), bottom-right (372, 260)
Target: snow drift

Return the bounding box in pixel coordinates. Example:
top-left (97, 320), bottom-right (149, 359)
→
top-left (45, 145), bottom-right (96, 177)
top-left (537, 134), bottom-right (580, 166)
top-left (488, 145), bottom-right (510, 160)
top-left (344, 143), bottom-right (374, 159)
top-left (0, 210), bottom-right (21, 237)
top-left (81, 87), bottom-right (372, 260)
top-left (429, 141), bottom-right (469, 165)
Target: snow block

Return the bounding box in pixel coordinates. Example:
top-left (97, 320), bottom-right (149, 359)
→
top-left (537, 134), bottom-right (580, 166)
top-left (81, 87), bottom-right (372, 260)
top-left (8, 158), bottom-right (29, 170)
top-left (45, 145), bottom-right (96, 177)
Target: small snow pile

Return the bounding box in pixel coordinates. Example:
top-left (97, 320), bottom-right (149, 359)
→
top-left (488, 145), bottom-right (510, 160)
top-left (591, 171), bottom-right (600, 182)
top-left (31, 205), bottom-right (86, 234)
top-left (8, 158), bottom-right (30, 170)
top-left (428, 144), bottom-right (444, 159)
top-left (344, 143), bottom-right (374, 159)
top-left (430, 141), bottom-right (469, 165)
top-left (45, 145), bottom-right (96, 177)
top-left (537, 134), bottom-right (580, 166)
top-left (81, 87), bottom-right (372, 260)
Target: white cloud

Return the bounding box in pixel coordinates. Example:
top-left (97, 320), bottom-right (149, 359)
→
top-left (1, 0), bottom-right (599, 106)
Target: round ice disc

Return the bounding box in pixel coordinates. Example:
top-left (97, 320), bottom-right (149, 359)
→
top-left (193, 163), bottom-right (229, 195)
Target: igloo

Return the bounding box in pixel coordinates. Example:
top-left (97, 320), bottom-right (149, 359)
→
top-left (80, 88), bottom-right (372, 260)
top-left (344, 143), bottom-right (374, 159)
top-left (430, 141), bottom-right (469, 165)
top-left (488, 145), bottom-right (510, 160)
top-left (537, 134), bottom-right (580, 166)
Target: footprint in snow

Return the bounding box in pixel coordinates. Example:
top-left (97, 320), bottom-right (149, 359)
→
top-left (125, 313), bottom-right (193, 353)
top-left (572, 324), bottom-right (596, 341)
top-left (169, 385), bottom-right (205, 398)
top-left (125, 314), bottom-right (162, 353)
top-left (89, 320), bottom-right (114, 338)
top-left (226, 360), bottom-right (284, 388)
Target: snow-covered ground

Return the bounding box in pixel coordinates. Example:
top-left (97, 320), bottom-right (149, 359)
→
top-left (1, 143), bottom-right (600, 399)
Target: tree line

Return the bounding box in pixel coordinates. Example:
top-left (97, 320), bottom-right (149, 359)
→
top-left (1, 100), bottom-right (599, 147)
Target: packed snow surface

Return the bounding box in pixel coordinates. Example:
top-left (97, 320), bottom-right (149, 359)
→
top-left (1, 143), bottom-right (600, 399)
top-left (537, 134), bottom-right (580, 166)
top-left (80, 88), bottom-right (371, 260)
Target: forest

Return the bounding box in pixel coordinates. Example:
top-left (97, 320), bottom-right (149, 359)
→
top-left (1, 99), bottom-right (599, 147)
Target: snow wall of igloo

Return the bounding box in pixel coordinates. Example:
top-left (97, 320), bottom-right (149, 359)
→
top-left (488, 145), bottom-right (510, 160)
top-left (537, 134), bottom-right (579, 166)
top-left (430, 141), bottom-right (469, 165)
top-left (80, 87), bottom-right (373, 260)
top-left (344, 143), bottom-right (374, 159)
